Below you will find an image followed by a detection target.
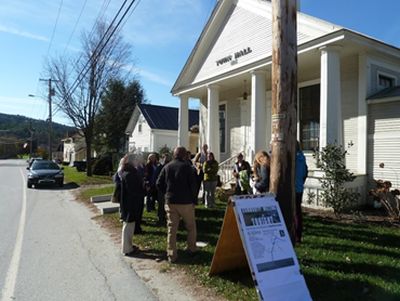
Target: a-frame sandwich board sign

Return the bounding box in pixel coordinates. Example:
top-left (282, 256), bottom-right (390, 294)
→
top-left (209, 194), bottom-right (312, 301)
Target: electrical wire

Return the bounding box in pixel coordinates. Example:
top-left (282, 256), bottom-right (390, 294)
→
top-left (120, 0), bottom-right (141, 30)
top-left (66, 0), bottom-right (129, 95)
top-left (46, 0), bottom-right (64, 58)
top-left (62, 0), bottom-right (89, 55)
top-left (65, 0), bottom-right (138, 100)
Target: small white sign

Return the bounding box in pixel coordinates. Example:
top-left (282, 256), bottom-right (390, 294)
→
top-left (232, 194), bottom-right (312, 301)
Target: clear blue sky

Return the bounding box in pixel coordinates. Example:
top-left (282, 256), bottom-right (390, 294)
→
top-left (0, 0), bottom-right (399, 126)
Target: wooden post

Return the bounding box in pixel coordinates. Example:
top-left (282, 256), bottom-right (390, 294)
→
top-left (270, 0), bottom-right (298, 243)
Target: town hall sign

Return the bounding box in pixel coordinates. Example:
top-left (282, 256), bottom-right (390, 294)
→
top-left (216, 47), bottom-right (252, 66)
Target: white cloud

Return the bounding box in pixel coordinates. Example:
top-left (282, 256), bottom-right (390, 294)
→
top-left (0, 24), bottom-right (48, 42)
top-left (123, 0), bottom-right (213, 46)
top-left (138, 69), bottom-right (174, 87)
top-left (124, 64), bottom-right (173, 87)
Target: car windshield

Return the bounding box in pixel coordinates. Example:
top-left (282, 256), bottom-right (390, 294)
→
top-left (31, 161), bottom-right (60, 170)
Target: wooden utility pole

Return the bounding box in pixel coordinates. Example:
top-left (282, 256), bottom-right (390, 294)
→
top-left (39, 78), bottom-right (57, 160)
top-left (270, 0), bottom-right (298, 243)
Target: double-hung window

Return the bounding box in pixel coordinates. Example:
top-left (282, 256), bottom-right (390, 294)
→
top-left (299, 84), bottom-right (320, 151)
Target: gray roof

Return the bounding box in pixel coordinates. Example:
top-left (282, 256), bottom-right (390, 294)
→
top-left (368, 86), bottom-right (400, 100)
top-left (139, 103), bottom-right (199, 131)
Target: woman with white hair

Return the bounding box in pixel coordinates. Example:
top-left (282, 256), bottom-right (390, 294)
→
top-left (120, 154), bottom-right (145, 256)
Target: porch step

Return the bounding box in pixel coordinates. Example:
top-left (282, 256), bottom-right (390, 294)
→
top-left (94, 201), bottom-right (120, 214)
top-left (91, 194), bottom-right (112, 203)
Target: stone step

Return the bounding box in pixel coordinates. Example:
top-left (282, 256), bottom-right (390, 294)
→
top-left (91, 194), bottom-right (112, 203)
top-left (94, 201), bottom-right (120, 214)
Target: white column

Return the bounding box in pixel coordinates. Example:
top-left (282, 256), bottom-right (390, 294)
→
top-left (199, 97), bottom-right (207, 149)
top-left (250, 70), bottom-right (267, 158)
top-left (357, 54), bottom-right (368, 175)
top-left (319, 46), bottom-right (342, 150)
top-left (178, 95), bottom-right (189, 148)
top-left (207, 85), bottom-right (220, 161)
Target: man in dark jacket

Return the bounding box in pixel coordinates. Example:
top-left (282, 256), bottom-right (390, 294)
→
top-left (156, 146), bottom-right (198, 263)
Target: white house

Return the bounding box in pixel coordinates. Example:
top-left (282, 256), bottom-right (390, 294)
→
top-left (171, 0), bottom-right (400, 206)
top-left (62, 133), bottom-right (93, 165)
top-left (125, 103), bottom-right (200, 154)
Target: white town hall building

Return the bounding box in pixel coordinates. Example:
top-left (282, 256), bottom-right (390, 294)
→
top-left (171, 0), bottom-right (400, 205)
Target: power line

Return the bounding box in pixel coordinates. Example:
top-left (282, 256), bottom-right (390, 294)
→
top-left (64, 0), bottom-right (138, 101)
top-left (46, 0), bottom-right (64, 58)
top-left (121, 0), bottom-right (142, 29)
top-left (62, 0), bottom-right (89, 55)
top-left (62, 0), bottom-right (112, 56)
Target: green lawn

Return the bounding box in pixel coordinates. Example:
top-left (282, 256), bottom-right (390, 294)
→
top-left (83, 190), bottom-right (400, 301)
top-left (63, 166), bottom-right (113, 186)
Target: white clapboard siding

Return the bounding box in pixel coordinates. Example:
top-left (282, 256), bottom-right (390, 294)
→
top-left (368, 101), bottom-right (400, 189)
top-left (129, 116), bottom-right (151, 152)
top-left (341, 55), bottom-right (359, 173)
top-left (192, 0), bottom-right (339, 85)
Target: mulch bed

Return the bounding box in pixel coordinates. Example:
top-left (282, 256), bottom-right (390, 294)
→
top-left (304, 207), bottom-right (400, 227)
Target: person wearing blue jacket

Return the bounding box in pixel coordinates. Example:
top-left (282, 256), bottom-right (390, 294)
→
top-left (295, 141), bottom-right (308, 243)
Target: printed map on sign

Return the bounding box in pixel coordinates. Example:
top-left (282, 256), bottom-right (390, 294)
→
top-left (241, 206), bottom-right (295, 272)
top-left (232, 195), bottom-right (312, 301)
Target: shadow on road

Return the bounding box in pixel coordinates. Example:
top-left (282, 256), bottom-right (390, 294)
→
top-left (29, 182), bottom-right (80, 191)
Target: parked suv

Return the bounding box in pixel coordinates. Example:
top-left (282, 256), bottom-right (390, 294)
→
top-left (27, 160), bottom-right (64, 188)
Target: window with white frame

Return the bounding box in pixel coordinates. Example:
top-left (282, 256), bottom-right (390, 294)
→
top-left (299, 84), bottom-right (320, 151)
top-left (219, 104), bottom-right (226, 153)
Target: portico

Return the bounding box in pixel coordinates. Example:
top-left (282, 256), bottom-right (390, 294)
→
top-left (172, 0), bottom-right (400, 206)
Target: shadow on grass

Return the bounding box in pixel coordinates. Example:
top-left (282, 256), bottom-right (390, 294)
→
top-left (217, 267), bottom-right (253, 288)
top-left (304, 270), bottom-right (400, 301)
top-left (305, 215), bottom-right (400, 249)
top-left (195, 206), bottom-right (226, 219)
top-left (302, 258), bottom-right (400, 282)
top-left (128, 248), bottom-right (164, 260)
top-left (306, 241), bottom-right (400, 259)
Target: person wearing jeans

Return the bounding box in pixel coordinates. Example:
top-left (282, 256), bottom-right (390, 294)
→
top-left (202, 152), bottom-right (219, 208)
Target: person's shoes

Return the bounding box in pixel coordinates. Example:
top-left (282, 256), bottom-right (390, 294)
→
top-left (134, 228), bottom-right (144, 235)
top-left (124, 247), bottom-right (139, 257)
top-left (155, 254), bottom-right (167, 262)
top-left (168, 256), bottom-right (177, 264)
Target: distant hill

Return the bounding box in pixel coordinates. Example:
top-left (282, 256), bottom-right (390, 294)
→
top-left (0, 112), bottom-right (76, 149)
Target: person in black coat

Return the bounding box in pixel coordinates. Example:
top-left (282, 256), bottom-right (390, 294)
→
top-left (156, 146), bottom-right (198, 263)
top-left (120, 154), bottom-right (145, 256)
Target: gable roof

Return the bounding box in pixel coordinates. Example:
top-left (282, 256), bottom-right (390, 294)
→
top-left (138, 103), bottom-right (199, 131)
top-left (172, 0), bottom-right (400, 97)
top-left (172, 0), bottom-right (342, 94)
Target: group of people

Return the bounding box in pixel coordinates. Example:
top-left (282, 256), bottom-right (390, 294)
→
top-left (114, 144), bottom-right (220, 261)
top-left (232, 142), bottom-right (308, 243)
top-left (114, 141), bottom-right (308, 261)
top-left (232, 150), bottom-right (271, 195)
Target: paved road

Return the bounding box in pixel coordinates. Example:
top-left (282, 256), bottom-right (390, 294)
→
top-left (0, 159), bottom-right (156, 301)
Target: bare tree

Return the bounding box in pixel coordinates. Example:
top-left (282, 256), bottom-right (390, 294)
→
top-left (47, 21), bottom-right (132, 176)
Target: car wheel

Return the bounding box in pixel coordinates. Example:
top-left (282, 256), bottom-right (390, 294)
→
top-left (58, 181), bottom-right (64, 187)
top-left (27, 182), bottom-right (32, 188)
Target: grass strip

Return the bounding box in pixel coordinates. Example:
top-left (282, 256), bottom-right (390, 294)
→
top-left (81, 188), bottom-right (400, 301)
